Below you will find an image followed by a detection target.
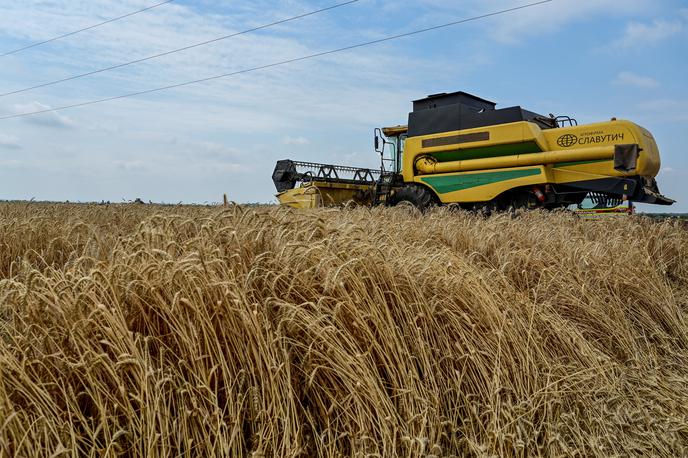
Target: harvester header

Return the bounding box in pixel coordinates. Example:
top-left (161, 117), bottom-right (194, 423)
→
top-left (274, 91), bottom-right (674, 211)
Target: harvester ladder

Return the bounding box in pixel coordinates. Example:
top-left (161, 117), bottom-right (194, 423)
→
top-left (374, 173), bottom-right (396, 205)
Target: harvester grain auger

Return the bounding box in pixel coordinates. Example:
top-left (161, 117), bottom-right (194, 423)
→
top-left (273, 91), bottom-right (674, 211)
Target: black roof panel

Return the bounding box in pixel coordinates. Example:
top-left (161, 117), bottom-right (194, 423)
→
top-left (412, 91), bottom-right (496, 112)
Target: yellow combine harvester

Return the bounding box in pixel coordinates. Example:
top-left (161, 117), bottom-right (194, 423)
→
top-left (273, 91), bottom-right (673, 211)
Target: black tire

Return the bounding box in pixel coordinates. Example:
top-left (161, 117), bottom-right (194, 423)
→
top-left (388, 184), bottom-right (438, 211)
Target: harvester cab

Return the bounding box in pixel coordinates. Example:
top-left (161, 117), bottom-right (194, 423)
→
top-left (375, 126), bottom-right (407, 174)
top-left (273, 91), bottom-right (675, 210)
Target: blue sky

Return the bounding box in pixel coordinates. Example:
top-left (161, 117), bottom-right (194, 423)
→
top-left (0, 0), bottom-right (686, 210)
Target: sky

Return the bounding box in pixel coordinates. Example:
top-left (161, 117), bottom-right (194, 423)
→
top-left (0, 0), bottom-right (686, 210)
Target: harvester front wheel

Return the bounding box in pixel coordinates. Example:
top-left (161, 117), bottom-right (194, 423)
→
top-left (389, 184), bottom-right (438, 211)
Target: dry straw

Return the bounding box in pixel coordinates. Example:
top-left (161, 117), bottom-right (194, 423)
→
top-left (0, 202), bottom-right (687, 457)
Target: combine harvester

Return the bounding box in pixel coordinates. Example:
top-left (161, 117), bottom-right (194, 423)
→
top-left (273, 92), bottom-right (674, 211)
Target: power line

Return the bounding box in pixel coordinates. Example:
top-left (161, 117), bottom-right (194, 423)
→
top-left (0, 0), bottom-right (553, 121)
top-left (0, 0), bottom-right (360, 98)
top-left (1, 0), bottom-right (175, 57)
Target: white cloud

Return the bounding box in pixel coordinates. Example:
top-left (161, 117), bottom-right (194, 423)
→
top-left (195, 141), bottom-right (243, 159)
top-left (115, 160), bottom-right (147, 172)
top-left (0, 159), bottom-right (23, 168)
top-left (611, 18), bottom-right (684, 49)
top-left (403, 0), bottom-right (655, 44)
top-left (12, 102), bottom-right (76, 129)
top-left (282, 136), bottom-right (310, 146)
top-left (635, 99), bottom-right (688, 124)
top-left (86, 122), bottom-right (120, 133)
top-left (0, 133), bottom-right (21, 150)
top-left (638, 98), bottom-right (680, 111)
top-left (613, 71), bottom-right (659, 88)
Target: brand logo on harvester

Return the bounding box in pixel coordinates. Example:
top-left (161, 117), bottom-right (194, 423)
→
top-left (557, 131), bottom-right (626, 148)
top-left (557, 134), bottom-right (578, 148)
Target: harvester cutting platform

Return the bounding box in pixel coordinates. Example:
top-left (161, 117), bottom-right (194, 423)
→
top-left (273, 91), bottom-right (674, 210)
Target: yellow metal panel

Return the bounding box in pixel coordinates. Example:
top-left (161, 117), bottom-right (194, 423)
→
top-left (540, 119), bottom-right (660, 176)
top-left (549, 160), bottom-right (619, 185)
top-left (402, 121), bottom-right (548, 182)
top-left (276, 186), bottom-right (321, 209)
top-left (276, 181), bottom-right (374, 209)
top-left (382, 125), bottom-right (408, 136)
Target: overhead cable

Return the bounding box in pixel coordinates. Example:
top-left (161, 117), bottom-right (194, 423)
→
top-left (1, 0), bottom-right (176, 57)
top-left (0, 0), bottom-right (553, 121)
top-left (0, 0), bottom-right (360, 97)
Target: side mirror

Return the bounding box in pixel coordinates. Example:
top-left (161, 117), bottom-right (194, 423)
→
top-left (374, 128), bottom-right (384, 154)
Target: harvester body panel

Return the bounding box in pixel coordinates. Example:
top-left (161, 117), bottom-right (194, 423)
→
top-left (405, 119), bottom-right (664, 204)
top-left (276, 180), bottom-right (374, 209)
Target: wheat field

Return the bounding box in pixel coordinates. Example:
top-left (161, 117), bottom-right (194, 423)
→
top-left (0, 202), bottom-right (687, 457)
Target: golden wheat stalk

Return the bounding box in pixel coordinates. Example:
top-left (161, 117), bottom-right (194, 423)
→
top-left (0, 202), bottom-right (687, 457)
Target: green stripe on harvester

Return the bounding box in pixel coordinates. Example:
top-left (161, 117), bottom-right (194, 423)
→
top-left (432, 141), bottom-right (542, 162)
top-left (421, 168), bottom-right (541, 194)
top-left (553, 159), bottom-right (608, 168)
